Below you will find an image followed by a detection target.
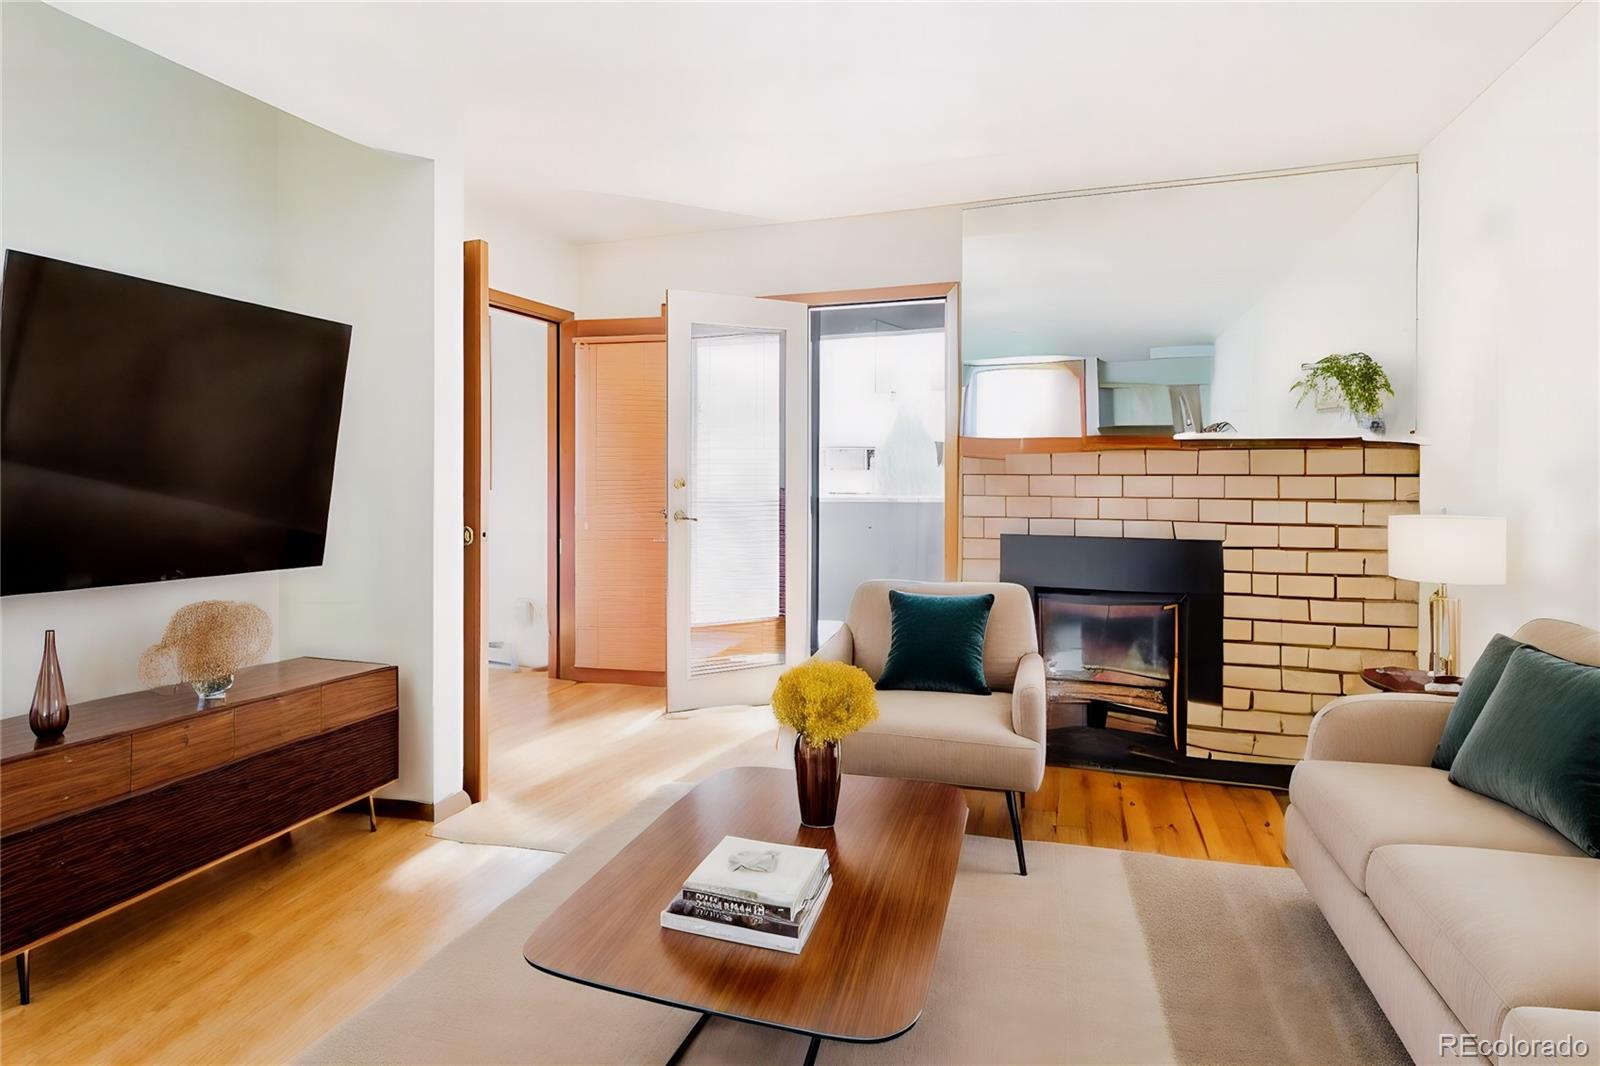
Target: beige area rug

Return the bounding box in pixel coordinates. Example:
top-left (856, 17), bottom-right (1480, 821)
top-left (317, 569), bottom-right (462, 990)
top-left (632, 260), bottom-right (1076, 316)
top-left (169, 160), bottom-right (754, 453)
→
top-left (306, 784), bottom-right (1405, 1066)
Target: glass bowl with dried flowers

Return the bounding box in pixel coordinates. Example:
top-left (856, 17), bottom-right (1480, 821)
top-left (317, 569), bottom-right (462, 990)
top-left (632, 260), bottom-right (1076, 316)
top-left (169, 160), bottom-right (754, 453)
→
top-left (139, 600), bottom-right (272, 705)
top-left (771, 659), bottom-right (878, 828)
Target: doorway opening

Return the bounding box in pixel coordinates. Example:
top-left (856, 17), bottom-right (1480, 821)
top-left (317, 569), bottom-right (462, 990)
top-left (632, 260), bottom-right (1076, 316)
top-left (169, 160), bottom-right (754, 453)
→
top-left (809, 297), bottom-right (953, 649)
top-left (462, 239), bottom-right (571, 804)
top-left (485, 307), bottom-right (551, 676)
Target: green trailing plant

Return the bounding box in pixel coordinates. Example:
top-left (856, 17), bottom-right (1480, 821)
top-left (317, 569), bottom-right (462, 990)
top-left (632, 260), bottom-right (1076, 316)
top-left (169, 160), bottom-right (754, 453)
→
top-left (1291, 352), bottom-right (1394, 420)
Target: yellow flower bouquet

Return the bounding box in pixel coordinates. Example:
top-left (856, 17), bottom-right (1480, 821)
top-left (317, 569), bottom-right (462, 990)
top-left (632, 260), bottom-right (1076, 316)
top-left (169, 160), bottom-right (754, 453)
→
top-left (772, 660), bottom-right (878, 743)
top-left (771, 660), bottom-right (877, 828)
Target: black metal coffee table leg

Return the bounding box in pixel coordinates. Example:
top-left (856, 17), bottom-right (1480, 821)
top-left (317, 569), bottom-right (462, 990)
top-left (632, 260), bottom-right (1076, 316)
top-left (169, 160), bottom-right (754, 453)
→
top-left (664, 1014), bottom-right (825, 1066)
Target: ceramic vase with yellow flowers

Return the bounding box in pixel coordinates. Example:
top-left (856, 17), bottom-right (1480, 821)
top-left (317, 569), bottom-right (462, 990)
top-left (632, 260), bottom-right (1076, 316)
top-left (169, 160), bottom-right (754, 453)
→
top-left (771, 660), bottom-right (878, 828)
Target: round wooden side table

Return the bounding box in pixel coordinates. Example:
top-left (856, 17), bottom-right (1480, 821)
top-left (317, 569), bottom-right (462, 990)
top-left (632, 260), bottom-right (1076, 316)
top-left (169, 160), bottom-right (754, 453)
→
top-left (1360, 666), bottom-right (1462, 693)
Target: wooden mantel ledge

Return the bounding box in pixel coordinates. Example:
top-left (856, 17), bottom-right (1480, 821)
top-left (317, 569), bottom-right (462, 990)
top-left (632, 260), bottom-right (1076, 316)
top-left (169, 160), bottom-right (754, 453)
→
top-left (959, 434), bottom-right (1422, 458)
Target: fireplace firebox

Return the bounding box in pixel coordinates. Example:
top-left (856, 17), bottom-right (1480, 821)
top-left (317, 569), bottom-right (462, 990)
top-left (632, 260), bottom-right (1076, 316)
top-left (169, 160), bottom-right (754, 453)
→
top-left (1000, 534), bottom-right (1248, 780)
top-left (1040, 592), bottom-right (1182, 737)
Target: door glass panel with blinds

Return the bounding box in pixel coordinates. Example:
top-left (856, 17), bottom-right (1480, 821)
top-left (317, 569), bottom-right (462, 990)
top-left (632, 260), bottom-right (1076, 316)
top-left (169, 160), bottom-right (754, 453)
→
top-left (666, 292), bottom-right (809, 712)
top-left (690, 326), bottom-right (784, 676)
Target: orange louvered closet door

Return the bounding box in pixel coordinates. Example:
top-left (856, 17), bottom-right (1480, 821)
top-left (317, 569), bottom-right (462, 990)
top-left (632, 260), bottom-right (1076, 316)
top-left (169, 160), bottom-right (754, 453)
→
top-left (556, 315), bottom-right (669, 685)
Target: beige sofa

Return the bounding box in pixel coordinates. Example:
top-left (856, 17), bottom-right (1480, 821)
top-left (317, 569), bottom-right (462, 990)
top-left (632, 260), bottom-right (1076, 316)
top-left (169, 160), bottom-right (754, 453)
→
top-left (1286, 618), bottom-right (1600, 1065)
top-left (813, 580), bottom-right (1046, 873)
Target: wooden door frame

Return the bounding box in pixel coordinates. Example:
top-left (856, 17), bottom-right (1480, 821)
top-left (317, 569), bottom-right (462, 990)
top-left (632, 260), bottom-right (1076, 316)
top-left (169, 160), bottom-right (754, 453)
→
top-left (556, 316), bottom-right (668, 686)
top-left (463, 239), bottom-right (573, 804)
top-left (765, 282), bottom-right (962, 579)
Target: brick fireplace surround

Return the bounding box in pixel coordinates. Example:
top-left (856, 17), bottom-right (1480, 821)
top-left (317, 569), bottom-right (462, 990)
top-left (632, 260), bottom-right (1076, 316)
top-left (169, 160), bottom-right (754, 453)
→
top-left (960, 440), bottom-right (1421, 765)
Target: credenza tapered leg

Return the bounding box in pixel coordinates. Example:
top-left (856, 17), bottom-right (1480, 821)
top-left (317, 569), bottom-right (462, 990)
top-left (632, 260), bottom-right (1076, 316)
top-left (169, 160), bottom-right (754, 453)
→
top-left (367, 795), bottom-right (378, 832)
top-left (16, 950), bottom-right (30, 1005)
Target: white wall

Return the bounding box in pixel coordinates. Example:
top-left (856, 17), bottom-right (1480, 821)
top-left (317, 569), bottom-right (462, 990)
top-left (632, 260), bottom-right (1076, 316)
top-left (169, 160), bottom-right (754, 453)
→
top-left (1417, 1), bottom-right (1599, 663)
top-left (485, 310), bottom-right (549, 669)
top-left (577, 206), bottom-right (961, 317)
top-left (427, 152), bottom-right (466, 806)
top-left (269, 118), bottom-right (442, 804)
top-left (1212, 166), bottom-right (1418, 435)
top-left (0, 0), bottom-right (283, 712)
top-left (2, 3), bottom-right (453, 803)
top-left (465, 192), bottom-right (579, 311)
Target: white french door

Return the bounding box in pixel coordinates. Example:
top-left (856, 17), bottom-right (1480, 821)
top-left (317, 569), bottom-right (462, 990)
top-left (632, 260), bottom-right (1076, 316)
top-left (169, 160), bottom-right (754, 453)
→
top-left (666, 291), bottom-right (810, 712)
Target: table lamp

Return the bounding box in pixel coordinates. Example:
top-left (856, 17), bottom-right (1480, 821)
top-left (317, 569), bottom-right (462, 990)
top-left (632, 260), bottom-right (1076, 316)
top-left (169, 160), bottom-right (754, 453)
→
top-left (1387, 514), bottom-right (1507, 677)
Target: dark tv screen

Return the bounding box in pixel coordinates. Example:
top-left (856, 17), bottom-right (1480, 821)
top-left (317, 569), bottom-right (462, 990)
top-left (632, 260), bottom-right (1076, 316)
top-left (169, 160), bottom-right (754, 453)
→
top-left (1, 251), bottom-right (351, 596)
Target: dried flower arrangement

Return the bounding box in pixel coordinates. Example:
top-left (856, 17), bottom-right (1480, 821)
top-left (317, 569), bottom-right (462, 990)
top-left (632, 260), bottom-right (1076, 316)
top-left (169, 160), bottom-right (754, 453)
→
top-left (771, 660), bottom-right (878, 744)
top-left (138, 600), bottom-right (272, 695)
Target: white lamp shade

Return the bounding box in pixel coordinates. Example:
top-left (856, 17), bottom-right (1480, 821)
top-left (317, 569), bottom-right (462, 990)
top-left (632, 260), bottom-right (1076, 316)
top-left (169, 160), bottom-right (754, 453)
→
top-left (1387, 514), bottom-right (1507, 586)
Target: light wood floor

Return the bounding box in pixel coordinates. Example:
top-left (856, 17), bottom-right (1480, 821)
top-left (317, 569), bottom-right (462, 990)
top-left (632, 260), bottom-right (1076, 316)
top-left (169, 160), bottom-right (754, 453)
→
top-left (430, 670), bottom-right (786, 851)
top-left (442, 671), bottom-right (1287, 865)
top-left (1, 670), bottom-right (1287, 1063)
top-left (0, 808), bottom-right (554, 1063)
top-left (967, 769), bottom-right (1289, 866)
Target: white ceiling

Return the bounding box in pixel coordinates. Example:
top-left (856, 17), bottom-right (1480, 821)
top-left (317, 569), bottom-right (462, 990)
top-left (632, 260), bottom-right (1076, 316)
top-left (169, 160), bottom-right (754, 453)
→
top-left (54, 1), bottom-right (1574, 245)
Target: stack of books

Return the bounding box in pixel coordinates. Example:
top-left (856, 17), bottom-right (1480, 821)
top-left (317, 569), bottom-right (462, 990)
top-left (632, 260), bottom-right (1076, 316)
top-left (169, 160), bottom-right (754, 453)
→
top-left (660, 835), bottom-right (832, 954)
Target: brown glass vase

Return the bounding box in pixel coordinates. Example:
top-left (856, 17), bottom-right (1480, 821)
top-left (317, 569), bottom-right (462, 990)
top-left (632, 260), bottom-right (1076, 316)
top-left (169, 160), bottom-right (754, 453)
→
top-left (29, 629), bottom-right (70, 741)
top-left (794, 734), bottom-right (841, 829)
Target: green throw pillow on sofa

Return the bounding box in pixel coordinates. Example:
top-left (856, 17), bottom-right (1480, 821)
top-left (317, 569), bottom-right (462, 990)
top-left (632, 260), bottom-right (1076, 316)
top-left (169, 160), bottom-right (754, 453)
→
top-left (1449, 645), bottom-right (1600, 857)
top-left (876, 590), bottom-right (994, 695)
top-left (1431, 633), bottom-right (1523, 770)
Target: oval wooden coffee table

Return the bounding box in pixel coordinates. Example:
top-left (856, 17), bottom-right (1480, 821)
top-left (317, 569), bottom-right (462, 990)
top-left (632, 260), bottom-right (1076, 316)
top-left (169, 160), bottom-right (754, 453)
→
top-left (523, 766), bottom-right (969, 1064)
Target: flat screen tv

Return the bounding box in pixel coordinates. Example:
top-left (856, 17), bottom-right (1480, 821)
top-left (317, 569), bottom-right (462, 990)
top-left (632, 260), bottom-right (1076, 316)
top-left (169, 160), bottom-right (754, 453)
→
top-left (1, 251), bottom-right (352, 596)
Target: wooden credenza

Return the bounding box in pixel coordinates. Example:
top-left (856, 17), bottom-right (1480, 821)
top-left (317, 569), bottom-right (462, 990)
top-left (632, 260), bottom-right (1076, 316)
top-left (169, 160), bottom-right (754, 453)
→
top-left (0, 657), bottom-right (399, 1001)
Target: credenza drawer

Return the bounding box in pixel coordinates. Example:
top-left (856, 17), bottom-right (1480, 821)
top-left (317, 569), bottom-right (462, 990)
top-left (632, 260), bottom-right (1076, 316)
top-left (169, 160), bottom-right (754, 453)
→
top-left (1, 738), bottom-right (131, 833)
top-left (322, 670), bottom-right (397, 730)
top-left (234, 690), bottom-right (322, 759)
top-left (1, 709), bottom-right (398, 959)
top-left (131, 713), bottom-right (235, 791)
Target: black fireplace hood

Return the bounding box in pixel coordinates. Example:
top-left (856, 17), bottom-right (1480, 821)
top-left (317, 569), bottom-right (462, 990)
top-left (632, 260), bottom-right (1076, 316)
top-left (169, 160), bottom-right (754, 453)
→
top-left (999, 534), bottom-right (1223, 702)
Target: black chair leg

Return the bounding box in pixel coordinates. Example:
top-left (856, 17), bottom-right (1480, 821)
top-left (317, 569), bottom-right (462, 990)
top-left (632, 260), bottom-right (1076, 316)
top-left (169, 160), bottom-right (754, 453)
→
top-left (1005, 790), bottom-right (1028, 876)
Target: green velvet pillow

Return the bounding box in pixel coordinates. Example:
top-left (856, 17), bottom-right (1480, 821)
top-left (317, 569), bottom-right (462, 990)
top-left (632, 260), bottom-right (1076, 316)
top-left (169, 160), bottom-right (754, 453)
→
top-left (1431, 633), bottom-right (1523, 769)
top-left (876, 590), bottom-right (994, 695)
top-left (1449, 645), bottom-right (1600, 857)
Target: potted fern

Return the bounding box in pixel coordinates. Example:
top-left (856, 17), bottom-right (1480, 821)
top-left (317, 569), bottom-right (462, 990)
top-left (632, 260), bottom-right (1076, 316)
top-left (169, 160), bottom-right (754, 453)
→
top-left (1291, 352), bottom-right (1394, 432)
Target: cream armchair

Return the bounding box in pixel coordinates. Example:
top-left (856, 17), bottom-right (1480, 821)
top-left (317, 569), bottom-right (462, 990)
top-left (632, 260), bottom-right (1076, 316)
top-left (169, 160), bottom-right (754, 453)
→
top-left (814, 580), bottom-right (1045, 874)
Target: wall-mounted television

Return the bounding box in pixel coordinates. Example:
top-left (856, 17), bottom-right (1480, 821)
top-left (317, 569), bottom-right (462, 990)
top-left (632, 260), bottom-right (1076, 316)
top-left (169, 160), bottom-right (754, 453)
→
top-left (1, 251), bottom-right (352, 596)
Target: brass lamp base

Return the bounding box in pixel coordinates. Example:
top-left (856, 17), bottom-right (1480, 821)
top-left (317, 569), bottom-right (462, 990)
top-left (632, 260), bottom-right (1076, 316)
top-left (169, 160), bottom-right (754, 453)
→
top-left (1427, 583), bottom-right (1462, 677)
